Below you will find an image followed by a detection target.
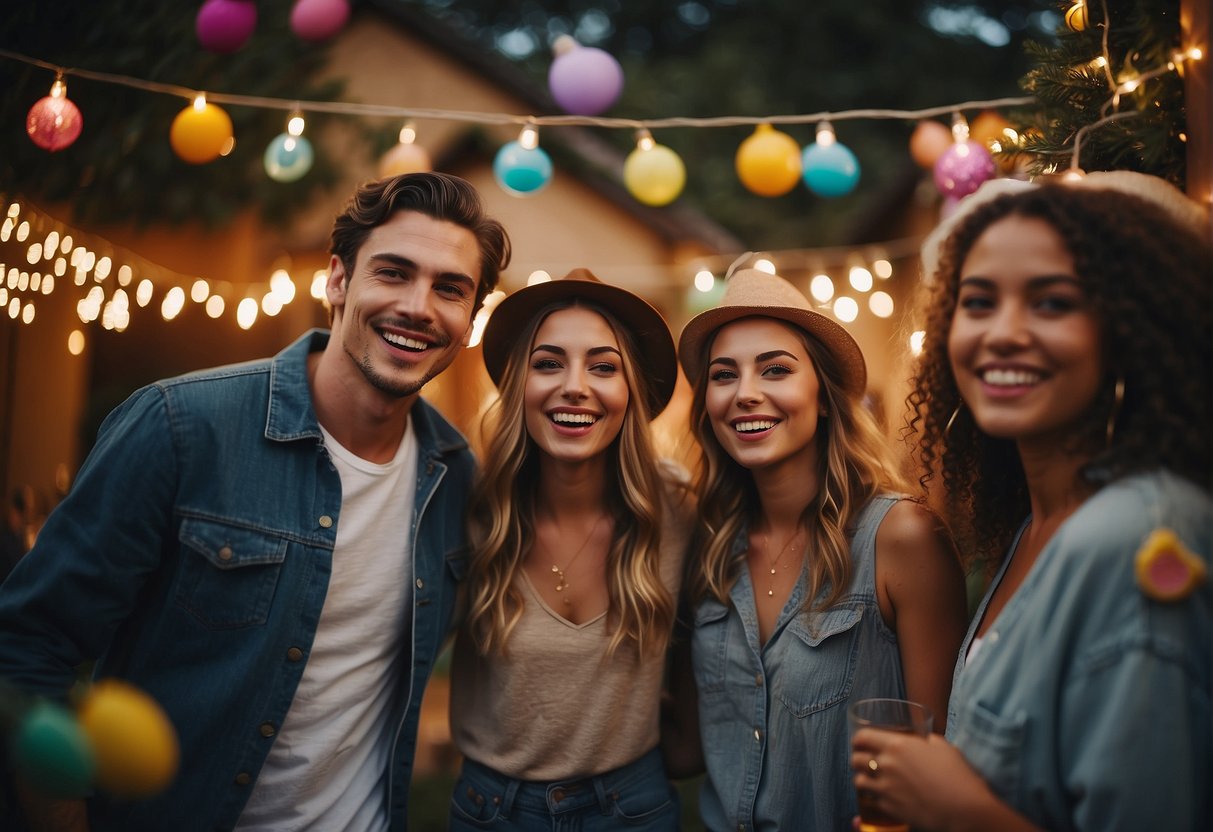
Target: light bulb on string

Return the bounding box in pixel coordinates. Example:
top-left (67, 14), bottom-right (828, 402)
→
top-left (493, 123), bottom-right (552, 197)
top-left (623, 129), bottom-right (686, 207)
top-left (170, 94), bottom-right (233, 164)
top-left (264, 109), bottom-right (314, 182)
top-left (27, 74), bottom-right (84, 152)
top-left (933, 112), bottom-right (995, 199)
top-left (379, 122), bottom-right (432, 178)
top-left (736, 124), bottom-right (802, 197)
top-left (801, 122), bottom-right (860, 198)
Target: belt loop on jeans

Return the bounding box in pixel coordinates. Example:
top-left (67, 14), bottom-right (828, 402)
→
top-left (499, 778), bottom-right (520, 820)
top-left (591, 775), bottom-right (614, 817)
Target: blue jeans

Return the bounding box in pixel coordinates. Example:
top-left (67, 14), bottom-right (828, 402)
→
top-left (448, 748), bottom-right (679, 831)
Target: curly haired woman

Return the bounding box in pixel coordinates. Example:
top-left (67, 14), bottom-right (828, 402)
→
top-left (447, 268), bottom-right (692, 831)
top-left (851, 172), bottom-right (1212, 831)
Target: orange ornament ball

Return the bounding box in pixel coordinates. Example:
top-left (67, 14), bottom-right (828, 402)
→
top-left (909, 120), bottom-right (952, 170)
top-left (1065, 2), bottom-right (1089, 32)
top-left (170, 101), bottom-right (234, 165)
top-left (378, 141), bottom-right (433, 178)
top-left (971, 111), bottom-right (1013, 148)
top-left (735, 124), bottom-right (802, 197)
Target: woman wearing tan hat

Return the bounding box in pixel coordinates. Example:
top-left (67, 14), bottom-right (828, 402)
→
top-left (850, 175), bottom-right (1211, 830)
top-left (447, 268), bottom-right (693, 830)
top-left (676, 267), bottom-right (968, 831)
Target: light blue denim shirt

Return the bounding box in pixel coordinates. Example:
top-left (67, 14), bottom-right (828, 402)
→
top-left (947, 470), bottom-right (1211, 831)
top-left (692, 495), bottom-right (905, 832)
top-left (0, 330), bottom-right (474, 831)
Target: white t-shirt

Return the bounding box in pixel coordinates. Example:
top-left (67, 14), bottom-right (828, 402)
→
top-left (237, 420), bottom-right (418, 831)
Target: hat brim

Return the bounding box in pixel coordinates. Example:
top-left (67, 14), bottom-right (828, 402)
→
top-left (678, 305), bottom-right (867, 396)
top-left (482, 278), bottom-right (678, 418)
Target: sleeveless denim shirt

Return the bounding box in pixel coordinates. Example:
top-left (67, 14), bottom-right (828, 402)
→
top-left (692, 495), bottom-right (905, 832)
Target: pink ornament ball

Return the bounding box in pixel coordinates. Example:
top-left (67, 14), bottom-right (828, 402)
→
top-left (933, 140), bottom-right (996, 199)
top-left (195, 0), bottom-right (257, 54)
top-left (290, 0), bottom-right (351, 42)
top-left (27, 95), bottom-right (83, 152)
top-left (548, 38), bottom-right (624, 116)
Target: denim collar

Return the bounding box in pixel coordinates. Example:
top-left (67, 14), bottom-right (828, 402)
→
top-left (264, 328), bottom-right (469, 458)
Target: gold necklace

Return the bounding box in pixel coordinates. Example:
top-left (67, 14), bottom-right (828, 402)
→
top-left (549, 514), bottom-right (608, 605)
top-left (761, 527), bottom-right (805, 598)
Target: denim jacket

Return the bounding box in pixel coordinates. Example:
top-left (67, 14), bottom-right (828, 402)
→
top-left (947, 470), bottom-right (1211, 831)
top-left (692, 495), bottom-right (905, 832)
top-left (0, 330), bottom-right (473, 831)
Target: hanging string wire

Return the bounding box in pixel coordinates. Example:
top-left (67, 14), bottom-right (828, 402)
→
top-left (0, 47), bottom-right (1034, 129)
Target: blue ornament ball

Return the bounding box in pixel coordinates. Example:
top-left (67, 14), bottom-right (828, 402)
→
top-left (801, 141), bottom-right (860, 198)
top-left (264, 133), bottom-right (314, 182)
top-left (493, 141), bottom-right (553, 196)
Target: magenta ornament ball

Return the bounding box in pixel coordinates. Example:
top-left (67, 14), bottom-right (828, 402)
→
top-left (195, 0), bottom-right (257, 54)
top-left (290, 0), bottom-right (351, 42)
top-left (933, 140), bottom-right (996, 199)
top-left (548, 44), bottom-right (624, 116)
top-left (27, 95), bottom-right (83, 152)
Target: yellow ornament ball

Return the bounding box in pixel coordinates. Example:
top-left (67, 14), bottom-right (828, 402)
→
top-left (909, 120), bottom-right (953, 169)
top-left (1065, 2), bottom-right (1089, 32)
top-left (378, 141), bottom-right (433, 178)
top-left (735, 124), bottom-right (802, 197)
top-left (624, 143), bottom-right (686, 206)
top-left (77, 680), bottom-right (180, 797)
top-left (170, 100), bottom-right (234, 165)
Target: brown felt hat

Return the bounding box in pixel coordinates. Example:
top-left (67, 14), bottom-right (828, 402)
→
top-left (481, 268), bottom-right (678, 418)
top-left (677, 268), bottom-right (867, 395)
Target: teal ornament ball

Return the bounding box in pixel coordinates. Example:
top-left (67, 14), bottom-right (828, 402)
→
top-left (264, 133), bottom-right (314, 182)
top-left (802, 142), bottom-right (860, 198)
top-left (13, 701), bottom-right (96, 797)
top-left (493, 141), bottom-right (553, 196)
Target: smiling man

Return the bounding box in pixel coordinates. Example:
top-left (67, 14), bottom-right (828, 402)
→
top-left (0, 173), bottom-right (510, 832)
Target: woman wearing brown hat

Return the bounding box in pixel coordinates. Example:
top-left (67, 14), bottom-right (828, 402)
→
top-left (676, 267), bottom-right (968, 831)
top-left (849, 174), bottom-right (1211, 830)
top-left (447, 268), bottom-right (693, 830)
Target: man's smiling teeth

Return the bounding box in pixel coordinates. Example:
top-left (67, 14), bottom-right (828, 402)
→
top-left (735, 419), bottom-right (777, 433)
top-left (382, 331), bottom-right (427, 351)
top-left (551, 412), bottom-right (597, 425)
top-left (981, 368), bottom-right (1042, 386)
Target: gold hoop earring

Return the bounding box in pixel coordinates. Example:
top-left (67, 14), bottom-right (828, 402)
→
top-left (944, 402), bottom-right (964, 437)
top-left (1106, 376), bottom-right (1125, 447)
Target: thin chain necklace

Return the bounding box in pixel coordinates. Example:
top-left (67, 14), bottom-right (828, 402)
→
top-left (760, 527), bottom-right (805, 598)
top-left (549, 513), bottom-right (608, 606)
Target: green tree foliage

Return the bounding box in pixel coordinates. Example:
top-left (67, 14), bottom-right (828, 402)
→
top-left (1012, 0), bottom-right (1187, 185)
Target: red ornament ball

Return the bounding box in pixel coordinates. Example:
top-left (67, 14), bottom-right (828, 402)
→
top-left (27, 94), bottom-right (83, 152)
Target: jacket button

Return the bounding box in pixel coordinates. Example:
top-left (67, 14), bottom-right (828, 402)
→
top-left (235, 772), bottom-right (251, 786)
top-left (218, 546), bottom-right (233, 562)
top-left (754, 673), bottom-right (762, 686)
top-left (415, 578), bottom-right (424, 589)
top-left (318, 515), bottom-right (333, 528)
top-left (426, 462), bottom-right (434, 475)
top-left (286, 647), bottom-right (304, 662)
top-left (753, 729), bottom-right (761, 742)
top-left (260, 722), bottom-right (277, 737)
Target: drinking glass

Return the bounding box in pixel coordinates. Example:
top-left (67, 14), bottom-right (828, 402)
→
top-left (847, 698), bottom-right (934, 832)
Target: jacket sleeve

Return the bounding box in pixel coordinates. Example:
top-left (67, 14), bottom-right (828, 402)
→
top-left (0, 385), bottom-right (179, 699)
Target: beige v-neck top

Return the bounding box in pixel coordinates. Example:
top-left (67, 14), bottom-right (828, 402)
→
top-left (449, 481), bottom-right (693, 780)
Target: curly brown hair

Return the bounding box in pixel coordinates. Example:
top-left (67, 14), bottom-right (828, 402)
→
top-left (907, 182), bottom-right (1212, 571)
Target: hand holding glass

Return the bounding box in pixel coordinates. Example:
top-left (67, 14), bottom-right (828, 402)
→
top-left (848, 698), bottom-right (934, 832)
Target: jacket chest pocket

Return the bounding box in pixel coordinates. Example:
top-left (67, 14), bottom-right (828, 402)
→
top-left (773, 603), bottom-right (863, 717)
top-left (691, 598), bottom-right (733, 696)
top-left (949, 699), bottom-right (1026, 805)
top-left (175, 517), bottom-right (289, 629)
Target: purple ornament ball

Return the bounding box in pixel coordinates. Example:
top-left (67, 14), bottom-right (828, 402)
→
top-left (933, 140), bottom-right (996, 199)
top-left (547, 37), bottom-right (624, 116)
top-left (290, 0), bottom-right (351, 42)
top-left (195, 0), bottom-right (257, 54)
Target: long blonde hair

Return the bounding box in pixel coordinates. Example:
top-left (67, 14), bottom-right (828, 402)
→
top-left (464, 300), bottom-right (676, 659)
top-left (687, 321), bottom-right (909, 612)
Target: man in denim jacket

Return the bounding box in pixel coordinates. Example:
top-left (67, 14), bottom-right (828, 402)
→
top-left (0, 172), bottom-right (511, 831)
